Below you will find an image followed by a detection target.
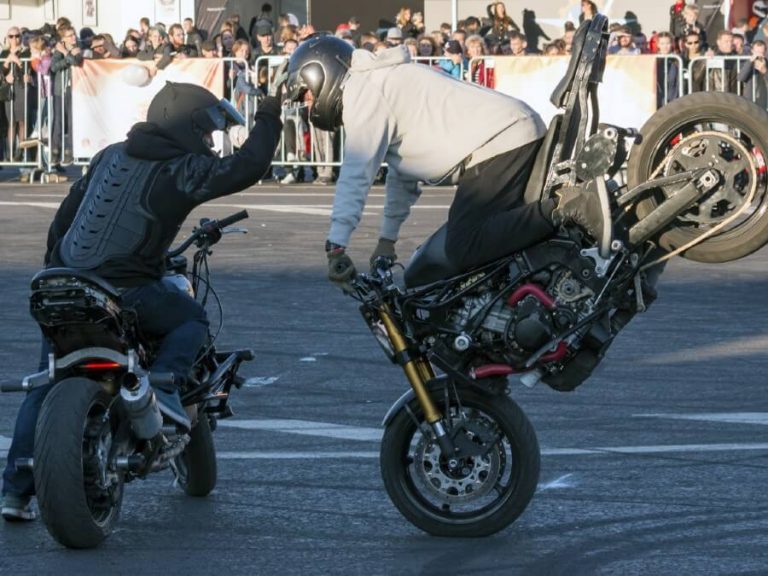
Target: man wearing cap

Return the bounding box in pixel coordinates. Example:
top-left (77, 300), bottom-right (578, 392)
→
top-left (386, 27), bottom-right (403, 46)
top-left (251, 19), bottom-right (276, 59)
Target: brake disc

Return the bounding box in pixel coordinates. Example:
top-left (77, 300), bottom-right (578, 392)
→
top-left (413, 417), bottom-right (503, 503)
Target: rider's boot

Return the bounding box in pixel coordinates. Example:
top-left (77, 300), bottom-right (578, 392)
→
top-left (1, 493), bottom-right (37, 522)
top-left (153, 387), bottom-right (191, 432)
top-left (552, 178), bottom-right (612, 257)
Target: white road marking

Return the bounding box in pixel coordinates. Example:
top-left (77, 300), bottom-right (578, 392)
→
top-left (299, 357), bottom-right (317, 362)
top-left (538, 474), bottom-right (576, 490)
top-left (218, 419), bottom-right (383, 441)
top-left (636, 412), bottom-right (768, 426)
top-left (13, 193), bottom-right (65, 198)
top-left (0, 200), bottom-right (60, 209)
top-left (243, 376), bottom-right (280, 388)
top-left (217, 450), bottom-right (379, 460)
top-left (639, 335), bottom-right (768, 364)
top-left (0, 435), bottom-right (10, 450)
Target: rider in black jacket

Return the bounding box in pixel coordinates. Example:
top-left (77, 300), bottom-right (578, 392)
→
top-left (1, 82), bottom-right (282, 522)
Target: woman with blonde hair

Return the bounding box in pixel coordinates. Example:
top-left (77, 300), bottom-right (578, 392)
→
top-left (396, 6), bottom-right (417, 38)
top-left (465, 35), bottom-right (493, 87)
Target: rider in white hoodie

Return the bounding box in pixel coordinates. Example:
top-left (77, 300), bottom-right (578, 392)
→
top-left (285, 35), bottom-right (611, 288)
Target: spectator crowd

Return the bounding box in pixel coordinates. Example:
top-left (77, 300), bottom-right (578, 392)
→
top-left (1, 1), bottom-right (768, 183)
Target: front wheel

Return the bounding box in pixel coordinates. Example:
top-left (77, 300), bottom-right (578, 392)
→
top-left (627, 92), bottom-right (768, 263)
top-left (380, 385), bottom-right (540, 537)
top-left (34, 378), bottom-right (123, 549)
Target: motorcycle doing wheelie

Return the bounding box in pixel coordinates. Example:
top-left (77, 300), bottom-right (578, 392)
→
top-left (2, 210), bottom-right (252, 548)
top-left (346, 15), bottom-right (768, 537)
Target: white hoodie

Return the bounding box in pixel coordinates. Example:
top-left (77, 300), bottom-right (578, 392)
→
top-left (328, 45), bottom-right (546, 247)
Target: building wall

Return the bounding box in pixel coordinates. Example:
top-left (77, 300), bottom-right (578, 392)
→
top-left (310, 0), bottom-right (425, 36)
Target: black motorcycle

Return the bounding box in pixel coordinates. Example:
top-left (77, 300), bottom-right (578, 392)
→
top-left (2, 210), bottom-right (252, 548)
top-left (346, 16), bottom-right (768, 537)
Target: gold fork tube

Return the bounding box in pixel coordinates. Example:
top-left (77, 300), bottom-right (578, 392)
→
top-left (379, 305), bottom-right (442, 424)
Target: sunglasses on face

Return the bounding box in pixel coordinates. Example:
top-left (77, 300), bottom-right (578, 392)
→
top-left (686, 41), bottom-right (700, 45)
top-left (7, 34), bottom-right (19, 38)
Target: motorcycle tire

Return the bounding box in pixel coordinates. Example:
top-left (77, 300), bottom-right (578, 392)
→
top-left (34, 377), bottom-right (123, 549)
top-left (175, 413), bottom-right (217, 497)
top-left (627, 92), bottom-right (768, 263)
top-left (380, 385), bottom-right (540, 537)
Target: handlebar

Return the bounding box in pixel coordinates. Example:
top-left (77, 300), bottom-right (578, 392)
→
top-left (167, 210), bottom-right (249, 258)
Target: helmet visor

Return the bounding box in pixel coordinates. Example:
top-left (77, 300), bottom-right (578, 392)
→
top-left (198, 99), bottom-right (246, 132)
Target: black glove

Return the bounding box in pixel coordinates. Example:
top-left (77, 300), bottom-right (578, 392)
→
top-left (369, 237), bottom-right (397, 271)
top-left (268, 59), bottom-right (290, 98)
top-left (326, 241), bottom-right (357, 292)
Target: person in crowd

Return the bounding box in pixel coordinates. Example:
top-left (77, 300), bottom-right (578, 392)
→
top-left (157, 23), bottom-right (198, 69)
top-left (279, 24), bottom-right (299, 49)
top-left (683, 31), bottom-right (707, 92)
top-left (23, 34), bottom-right (51, 172)
top-left (669, 0), bottom-right (686, 39)
top-left (182, 18), bottom-right (204, 54)
top-left (199, 40), bottom-right (217, 58)
top-left (579, 1), bottom-right (599, 23)
top-left (411, 12), bottom-right (426, 37)
top-left (285, 36), bottom-right (611, 299)
top-left (138, 16), bottom-right (150, 46)
top-left (0, 82), bottom-right (283, 522)
top-left (463, 16), bottom-right (482, 37)
top-left (121, 34), bottom-right (140, 58)
top-left (50, 25), bottom-right (82, 168)
top-left (252, 20), bottom-right (277, 64)
top-left (488, 2), bottom-right (520, 43)
top-left (403, 37), bottom-right (418, 58)
top-left (609, 26), bottom-right (640, 55)
top-left (230, 13), bottom-right (249, 42)
top-left (706, 29), bottom-right (739, 93)
top-left (465, 34), bottom-right (492, 87)
top-left (655, 32), bottom-right (680, 108)
top-left (386, 27), bottom-right (404, 47)
top-left (1, 26), bottom-right (31, 161)
top-left (91, 34), bottom-right (121, 59)
top-left (348, 16), bottom-right (362, 45)
top-left (544, 40), bottom-right (566, 55)
top-left (395, 6), bottom-right (417, 38)
top-left (438, 39), bottom-right (465, 78)
top-left (452, 29), bottom-right (467, 51)
top-left (137, 25), bottom-right (166, 69)
top-left (429, 30), bottom-right (446, 52)
top-left (681, 4), bottom-right (707, 50)
top-left (732, 33), bottom-right (749, 56)
top-left (417, 35), bottom-right (440, 60)
top-left (507, 31), bottom-right (527, 56)
top-left (283, 38), bottom-right (298, 55)
top-left (739, 39), bottom-right (768, 108)
top-left (522, 9), bottom-right (550, 54)
top-left (231, 39), bottom-right (262, 116)
top-left (562, 21), bottom-right (576, 54)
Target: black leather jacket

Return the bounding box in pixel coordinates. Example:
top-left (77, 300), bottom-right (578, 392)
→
top-left (45, 97), bottom-right (283, 287)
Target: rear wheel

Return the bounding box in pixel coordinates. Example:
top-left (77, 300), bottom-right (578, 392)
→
top-left (34, 378), bottom-right (123, 549)
top-left (380, 385), bottom-right (540, 537)
top-left (627, 92), bottom-right (768, 263)
top-left (174, 413), bottom-right (217, 497)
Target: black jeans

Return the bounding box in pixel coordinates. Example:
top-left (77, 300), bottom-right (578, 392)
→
top-left (445, 138), bottom-right (556, 270)
top-left (1, 280), bottom-right (208, 497)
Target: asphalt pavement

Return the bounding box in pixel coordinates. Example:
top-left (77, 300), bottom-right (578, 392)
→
top-left (1, 181), bottom-right (768, 575)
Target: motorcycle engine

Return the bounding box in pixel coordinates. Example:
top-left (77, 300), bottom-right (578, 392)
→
top-left (444, 240), bottom-right (603, 365)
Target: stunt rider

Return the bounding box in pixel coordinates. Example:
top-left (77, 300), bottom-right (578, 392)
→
top-left (1, 82), bottom-right (283, 522)
top-left (283, 35), bottom-right (612, 285)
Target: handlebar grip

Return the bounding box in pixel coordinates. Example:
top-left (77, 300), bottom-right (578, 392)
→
top-left (216, 210), bottom-right (249, 229)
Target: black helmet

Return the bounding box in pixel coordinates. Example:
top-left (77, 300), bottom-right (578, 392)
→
top-left (147, 82), bottom-right (245, 155)
top-left (285, 34), bottom-right (353, 131)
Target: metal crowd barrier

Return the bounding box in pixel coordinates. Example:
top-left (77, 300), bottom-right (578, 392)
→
top-left (11, 53), bottom-right (763, 184)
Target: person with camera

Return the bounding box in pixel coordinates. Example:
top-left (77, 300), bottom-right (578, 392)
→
top-left (739, 40), bottom-right (768, 108)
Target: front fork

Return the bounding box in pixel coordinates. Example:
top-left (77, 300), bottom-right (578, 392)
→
top-left (378, 304), bottom-right (458, 460)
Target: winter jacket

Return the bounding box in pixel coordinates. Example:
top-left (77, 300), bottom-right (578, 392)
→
top-left (329, 45), bottom-right (545, 247)
top-left (46, 98), bottom-right (283, 286)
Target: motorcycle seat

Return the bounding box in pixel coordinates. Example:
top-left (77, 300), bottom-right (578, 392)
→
top-left (403, 223), bottom-right (462, 288)
top-left (31, 267), bottom-right (123, 299)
